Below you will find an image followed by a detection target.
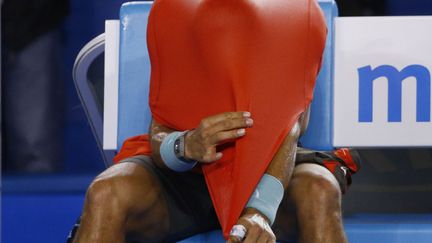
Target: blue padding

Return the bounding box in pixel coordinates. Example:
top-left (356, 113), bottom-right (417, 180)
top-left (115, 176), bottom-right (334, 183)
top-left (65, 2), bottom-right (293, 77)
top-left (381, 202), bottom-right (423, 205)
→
top-left (2, 193), bottom-right (85, 243)
top-left (344, 214), bottom-right (432, 243)
top-left (177, 230), bottom-right (225, 243)
top-left (299, 0), bottom-right (338, 151)
top-left (2, 174), bottom-right (94, 193)
top-left (117, 2), bottom-right (153, 149)
top-left (117, 1), bottom-right (337, 151)
top-left (178, 215), bottom-right (432, 243)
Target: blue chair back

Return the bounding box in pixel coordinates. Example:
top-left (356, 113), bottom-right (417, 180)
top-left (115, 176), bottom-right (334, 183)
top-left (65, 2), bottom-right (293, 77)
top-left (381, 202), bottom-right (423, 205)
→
top-left (117, 2), bottom-right (153, 149)
top-left (300, 0), bottom-right (337, 150)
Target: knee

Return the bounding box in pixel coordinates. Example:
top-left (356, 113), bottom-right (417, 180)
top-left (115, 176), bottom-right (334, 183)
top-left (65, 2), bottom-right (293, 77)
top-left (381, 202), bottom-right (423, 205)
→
top-left (85, 164), bottom-right (161, 212)
top-left (85, 176), bottom-right (120, 209)
top-left (291, 167), bottom-right (342, 212)
top-left (305, 174), bottom-right (341, 205)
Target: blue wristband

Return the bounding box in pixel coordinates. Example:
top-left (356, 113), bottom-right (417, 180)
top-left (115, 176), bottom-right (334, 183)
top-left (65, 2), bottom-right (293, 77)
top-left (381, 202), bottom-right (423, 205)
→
top-left (160, 131), bottom-right (197, 172)
top-left (246, 174), bottom-right (284, 225)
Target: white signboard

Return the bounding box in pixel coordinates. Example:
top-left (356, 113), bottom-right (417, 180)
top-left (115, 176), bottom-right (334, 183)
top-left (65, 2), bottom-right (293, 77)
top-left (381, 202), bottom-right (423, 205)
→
top-left (334, 17), bottom-right (432, 147)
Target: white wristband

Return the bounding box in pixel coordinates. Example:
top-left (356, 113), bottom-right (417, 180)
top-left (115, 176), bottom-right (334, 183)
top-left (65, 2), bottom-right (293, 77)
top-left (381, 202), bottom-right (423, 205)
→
top-left (246, 174), bottom-right (284, 225)
top-left (160, 132), bottom-right (197, 172)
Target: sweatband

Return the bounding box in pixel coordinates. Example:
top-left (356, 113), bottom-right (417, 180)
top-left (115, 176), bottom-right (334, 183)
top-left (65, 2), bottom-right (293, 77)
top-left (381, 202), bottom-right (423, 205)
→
top-left (246, 174), bottom-right (284, 225)
top-left (160, 131), bottom-right (197, 172)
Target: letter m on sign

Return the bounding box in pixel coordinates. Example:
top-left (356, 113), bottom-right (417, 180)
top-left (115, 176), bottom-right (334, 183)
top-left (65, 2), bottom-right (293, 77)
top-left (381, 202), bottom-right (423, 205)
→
top-left (358, 65), bottom-right (431, 122)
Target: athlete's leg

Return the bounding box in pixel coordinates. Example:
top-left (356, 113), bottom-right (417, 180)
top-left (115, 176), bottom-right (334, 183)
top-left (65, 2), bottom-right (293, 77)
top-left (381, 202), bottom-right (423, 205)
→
top-left (273, 163), bottom-right (347, 243)
top-left (72, 161), bottom-right (169, 243)
top-left (273, 104), bottom-right (347, 243)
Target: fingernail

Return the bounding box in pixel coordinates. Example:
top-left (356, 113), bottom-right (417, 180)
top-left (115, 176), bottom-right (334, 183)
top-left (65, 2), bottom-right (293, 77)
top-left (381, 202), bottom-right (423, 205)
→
top-left (246, 118), bottom-right (253, 127)
top-left (237, 129), bottom-right (246, 136)
top-left (216, 152), bottom-right (223, 159)
top-left (243, 112), bottom-right (251, 117)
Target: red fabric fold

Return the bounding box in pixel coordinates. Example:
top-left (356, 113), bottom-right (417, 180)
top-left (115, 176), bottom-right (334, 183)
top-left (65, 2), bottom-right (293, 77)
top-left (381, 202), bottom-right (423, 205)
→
top-left (113, 135), bottom-right (152, 163)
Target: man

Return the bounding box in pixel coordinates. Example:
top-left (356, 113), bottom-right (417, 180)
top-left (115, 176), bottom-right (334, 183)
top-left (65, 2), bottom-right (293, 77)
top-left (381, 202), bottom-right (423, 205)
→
top-left (69, 0), bottom-right (360, 242)
top-left (69, 112), bottom-right (360, 242)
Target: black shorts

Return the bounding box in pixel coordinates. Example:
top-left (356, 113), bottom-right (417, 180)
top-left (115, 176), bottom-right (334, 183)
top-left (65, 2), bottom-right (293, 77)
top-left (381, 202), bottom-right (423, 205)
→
top-left (119, 148), bottom-right (358, 242)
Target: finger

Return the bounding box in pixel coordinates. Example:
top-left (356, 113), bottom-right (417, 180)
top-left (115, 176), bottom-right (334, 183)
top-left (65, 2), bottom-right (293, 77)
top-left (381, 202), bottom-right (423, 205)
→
top-left (243, 225), bottom-right (262, 243)
top-left (257, 232), bottom-right (271, 243)
top-left (227, 236), bottom-right (242, 243)
top-left (208, 117), bottom-right (253, 136)
top-left (208, 128), bottom-right (246, 145)
top-left (200, 149), bottom-right (222, 163)
top-left (257, 230), bottom-right (275, 243)
top-left (201, 111), bottom-right (251, 128)
top-left (262, 225), bottom-right (276, 243)
top-left (267, 232), bottom-right (277, 243)
top-left (266, 238), bottom-right (276, 243)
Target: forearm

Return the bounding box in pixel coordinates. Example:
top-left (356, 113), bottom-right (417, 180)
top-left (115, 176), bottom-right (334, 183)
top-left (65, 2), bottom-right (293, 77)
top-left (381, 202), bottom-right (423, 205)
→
top-left (242, 122), bottom-right (301, 225)
top-left (149, 119), bottom-right (175, 169)
top-left (265, 121), bottom-right (301, 189)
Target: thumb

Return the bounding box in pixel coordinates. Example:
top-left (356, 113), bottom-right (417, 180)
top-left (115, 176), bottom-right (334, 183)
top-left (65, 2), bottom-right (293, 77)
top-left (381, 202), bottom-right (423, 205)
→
top-left (227, 236), bottom-right (241, 243)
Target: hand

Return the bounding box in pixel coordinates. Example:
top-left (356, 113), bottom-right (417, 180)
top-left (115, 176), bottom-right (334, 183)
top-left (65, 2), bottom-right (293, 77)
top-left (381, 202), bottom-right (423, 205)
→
top-left (228, 208), bottom-right (276, 243)
top-left (184, 111), bottom-right (253, 163)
